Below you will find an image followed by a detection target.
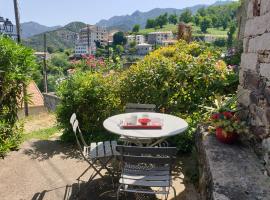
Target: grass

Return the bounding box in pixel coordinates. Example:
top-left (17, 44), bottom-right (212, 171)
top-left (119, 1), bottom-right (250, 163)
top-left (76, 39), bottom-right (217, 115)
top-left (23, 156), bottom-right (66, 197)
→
top-left (138, 23), bottom-right (228, 38)
top-left (22, 126), bottom-right (60, 141)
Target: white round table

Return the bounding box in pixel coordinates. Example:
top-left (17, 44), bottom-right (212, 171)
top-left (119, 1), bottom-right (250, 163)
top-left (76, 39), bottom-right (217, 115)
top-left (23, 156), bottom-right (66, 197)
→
top-left (103, 112), bottom-right (188, 146)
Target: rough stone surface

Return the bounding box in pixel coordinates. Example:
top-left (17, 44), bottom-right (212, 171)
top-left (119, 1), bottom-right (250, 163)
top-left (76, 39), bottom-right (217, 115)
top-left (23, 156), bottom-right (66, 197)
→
top-left (243, 71), bottom-right (261, 90)
top-left (248, 33), bottom-right (270, 53)
top-left (260, 63), bottom-right (270, 78)
top-left (244, 12), bottom-right (270, 37)
top-left (261, 0), bottom-right (270, 15)
top-left (43, 92), bottom-right (61, 112)
top-left (240, 53), bottom-right (258, 70)
top-left (237, 85), bottom-right (251, 107)
top-left (196, 127), bottom-right (270, 200)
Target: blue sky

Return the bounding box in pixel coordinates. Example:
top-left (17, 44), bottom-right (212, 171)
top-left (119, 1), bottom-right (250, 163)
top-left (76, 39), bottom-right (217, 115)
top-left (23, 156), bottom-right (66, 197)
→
top-left (0, 0), bottom-right (236, 26)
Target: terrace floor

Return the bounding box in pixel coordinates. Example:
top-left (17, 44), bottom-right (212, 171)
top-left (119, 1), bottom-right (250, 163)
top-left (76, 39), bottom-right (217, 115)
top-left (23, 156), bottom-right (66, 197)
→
top-left (0, 138), bottom-right (199, 200)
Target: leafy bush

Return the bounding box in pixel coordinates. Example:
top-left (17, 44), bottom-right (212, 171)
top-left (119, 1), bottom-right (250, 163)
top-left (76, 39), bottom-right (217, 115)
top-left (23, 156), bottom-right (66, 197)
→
top-left (57, 40), bottom-right (238, 153)
top-left (0, 36), bottom-right (37, 156)
top-left (56, 72), bottom-right (122, 142)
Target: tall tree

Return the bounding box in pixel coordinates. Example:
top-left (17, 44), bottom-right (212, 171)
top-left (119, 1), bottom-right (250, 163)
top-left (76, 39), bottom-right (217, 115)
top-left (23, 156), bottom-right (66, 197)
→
top-left (132, 24), bottom-right (140, 33)
top-left (227, 22), bottom-right (237, 47)
top-left (155, 13), bottom-right (168, 28)
top-left (168, 14), bottom-right (178, 25)
top-left (200, 17), bottom-right (212, 33)
top-left (179, 9), bottom-right (193, 23)
top-left (113, 32), bottom-right (127, 45)
top-left (145, 19), bottom-right (156, 29)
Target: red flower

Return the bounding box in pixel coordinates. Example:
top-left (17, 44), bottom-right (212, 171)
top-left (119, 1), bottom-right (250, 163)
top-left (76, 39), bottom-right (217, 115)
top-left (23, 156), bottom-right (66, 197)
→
top-left (222, 111), bottom-right (233, 119)
top-left (211, 113), bottom-right (220, 120)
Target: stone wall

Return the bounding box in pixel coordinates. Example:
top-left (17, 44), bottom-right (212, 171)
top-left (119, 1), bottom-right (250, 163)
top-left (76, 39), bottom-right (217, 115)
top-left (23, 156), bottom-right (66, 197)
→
top-left (43, 93), bottom-right (61, 112)
top-left (238, 0), bottom-right (270, 174)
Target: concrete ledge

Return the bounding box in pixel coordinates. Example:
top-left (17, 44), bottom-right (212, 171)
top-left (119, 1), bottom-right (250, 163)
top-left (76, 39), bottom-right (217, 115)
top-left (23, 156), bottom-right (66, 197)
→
top-left (195, 126), bottom-right (270, 200)
top-left (43, 93), bottom-right (61, 112)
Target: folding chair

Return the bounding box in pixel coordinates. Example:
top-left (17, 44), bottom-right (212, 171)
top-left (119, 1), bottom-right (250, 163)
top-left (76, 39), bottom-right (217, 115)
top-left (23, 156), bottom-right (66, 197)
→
top-left (70, 113), bottom-right (119, 188)
top-left (116, 145), bottom-right (177, 200)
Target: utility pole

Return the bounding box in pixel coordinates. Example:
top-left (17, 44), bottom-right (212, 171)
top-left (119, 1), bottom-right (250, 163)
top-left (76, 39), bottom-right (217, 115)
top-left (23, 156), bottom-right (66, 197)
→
top-left (87, 25), bottom-right (90, 55)
top-left (43, 34), bottom-right (48, 93)
top-left (14, 0), bottom-right (29, 116)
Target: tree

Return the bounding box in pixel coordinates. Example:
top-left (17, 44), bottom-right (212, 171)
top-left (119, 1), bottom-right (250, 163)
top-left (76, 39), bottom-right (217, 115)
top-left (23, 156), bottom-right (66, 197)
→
top-left (168, 14), bottom-right (178, 25)
top-left (194, 15), bottom-right (201, 26)
top-left (200, 17), bottom-right (212, 33)
top-left (197, 8), bottom-right (206, 17)
top-left (47, 46), bottom-right (54, 54)
top-left (179, 9), bottom-right (193, 23)
top-left (155, 13), bottom-right (168, 28)
top-left (132, 24), bottom-right (140, 33)
top-left (115, 45), bottom-right (124, 55)
top-left (145, 19), bottom-right (156, 29)
top-left (113, 32), bottom-right (127, 46)
top-left (227, 22), bottom-right (237, 47)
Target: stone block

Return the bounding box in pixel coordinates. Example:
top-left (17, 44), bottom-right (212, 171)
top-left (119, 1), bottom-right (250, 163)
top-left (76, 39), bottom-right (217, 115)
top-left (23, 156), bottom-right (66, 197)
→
top-left (248, 33), bottom-right (270, 52)
top-left (244, 12), bottom-right (270, 37)
top-left (264, 87), bottom-right (270, 105)
top-left (250, 90), bottom-right (264, 105)
top-left (239, 69), bottom-right (245, 85)
top-left (237, 85), bottom-right (251, 107)
top-left (247, 0), bottom-right (255, 19)
top-left (261, 0), bottom-right (270, 15)
top-left (243, 71), bottom-right (261, 90)
top-left (243, 37), bottom-right (248, 53)
top-left (240, 53), bottom-right (258, 70)
top-left (260, 63), bottom-right (270, 79)
top-left (258, 51), bottom-right (270, 63)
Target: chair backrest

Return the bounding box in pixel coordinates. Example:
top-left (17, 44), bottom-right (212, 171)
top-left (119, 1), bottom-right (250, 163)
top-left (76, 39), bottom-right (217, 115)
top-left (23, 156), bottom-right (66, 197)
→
top-left (125, 103), bottom-right (156, 113)
top-left (70, 113), bottom-right (87, 148)
top-left (116, 145), bottom-right (177, 166)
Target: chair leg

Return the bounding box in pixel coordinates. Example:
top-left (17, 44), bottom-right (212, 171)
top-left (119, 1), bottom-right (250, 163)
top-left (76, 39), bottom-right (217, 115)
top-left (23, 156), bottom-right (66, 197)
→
top-left (172, 186), bottom-right (177, 200)
top-left (116, 185), bottom-right (122, 200)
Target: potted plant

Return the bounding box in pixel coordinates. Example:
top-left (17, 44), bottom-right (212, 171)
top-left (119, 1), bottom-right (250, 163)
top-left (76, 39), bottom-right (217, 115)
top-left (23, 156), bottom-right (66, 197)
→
top-left (210, 111), bottom-right (247, 144)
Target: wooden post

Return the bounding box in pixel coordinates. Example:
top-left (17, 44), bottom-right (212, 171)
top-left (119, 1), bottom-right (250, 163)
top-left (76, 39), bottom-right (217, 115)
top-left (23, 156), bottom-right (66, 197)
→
top-left (14, 0), bottom-right (29, 116)
top-left (43, 34), bottom-right (48, 93)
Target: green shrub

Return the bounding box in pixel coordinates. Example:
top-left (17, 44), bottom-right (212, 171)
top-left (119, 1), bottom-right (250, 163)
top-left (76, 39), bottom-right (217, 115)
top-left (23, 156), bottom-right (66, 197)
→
top-left (0, 36), bottom-right (37, 156)
top-left (56, 72), bottom-right (122, 142)
top-left (56, 40), bottom-right (238, 153)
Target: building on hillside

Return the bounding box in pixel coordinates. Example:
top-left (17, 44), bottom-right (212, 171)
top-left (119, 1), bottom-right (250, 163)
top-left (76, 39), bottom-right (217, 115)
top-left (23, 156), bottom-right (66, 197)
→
top-left (126, 35), bottom-right (135, 45)
top-left (136, 43), bottom-right (153, 55)
top-left (162, 39), bottom-right (177, 46)
top-left (34, 52), bottom-right (51, 61)
top-left (74, 43), bottom-right (96, 56)
top-left (147, 31), bottom-right (173, 45)
top-left (135, 35), bottom-right (145, 44)
top-left (74, 25), bottom-right (108, 56)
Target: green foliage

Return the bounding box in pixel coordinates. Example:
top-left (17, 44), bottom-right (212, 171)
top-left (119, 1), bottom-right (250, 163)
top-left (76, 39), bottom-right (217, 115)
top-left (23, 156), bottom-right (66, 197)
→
top-left (22, 126), bottom-right (59, 141)
top-left (0, 36), bottom-right (37, 156)
top-left (47, 46), bottom-right (55, 54)
top-left (145, 19), bottom-right (156, 29)
top-left (213, 38), bottom-right (227, 47)
top-left (168, 14), bottom-right (178, 25)
top-left (227, 22), bottom-right (237, 47)
top-left (179, 9), bottom-right (193, 23)
top-left (56, 41), bottom-right (238, 153)
top-left (56, 72), bottom-right (122, 142)
top-left (132, 24), bottom-right (140, 33)
top-left (200, 17), bottom-right (212, 33)
top-left (155, 13), bottom-right (168, 28)
top-left (113, 32), bottom-right (127, 46)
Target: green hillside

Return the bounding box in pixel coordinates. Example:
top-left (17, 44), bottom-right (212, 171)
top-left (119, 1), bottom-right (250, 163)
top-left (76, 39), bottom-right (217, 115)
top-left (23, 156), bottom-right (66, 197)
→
top-left (138, 24), bottom-right (228, 38)
top-left (23, 22), bottom-right (86, 51)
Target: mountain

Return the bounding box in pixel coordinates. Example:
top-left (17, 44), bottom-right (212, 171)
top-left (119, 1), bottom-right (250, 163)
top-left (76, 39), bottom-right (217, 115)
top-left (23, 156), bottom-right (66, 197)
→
top-left (23, 22), bottom-right (86, 51)
top-left (96, 1), bottom-right (234, 31)
top-left (20, 22), bottom-right (61, 38)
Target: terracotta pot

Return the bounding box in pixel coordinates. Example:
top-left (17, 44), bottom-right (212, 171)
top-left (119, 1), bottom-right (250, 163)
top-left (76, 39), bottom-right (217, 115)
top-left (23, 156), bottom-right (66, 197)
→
top-left (215, 127), bottom-right (238, 144)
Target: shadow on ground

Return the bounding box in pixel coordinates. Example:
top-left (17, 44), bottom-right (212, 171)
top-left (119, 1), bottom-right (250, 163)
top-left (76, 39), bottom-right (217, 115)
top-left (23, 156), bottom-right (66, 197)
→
top-left (23, 139), bottom-right (81, 161)
top-left (31, 159), bottom-right (199, 200)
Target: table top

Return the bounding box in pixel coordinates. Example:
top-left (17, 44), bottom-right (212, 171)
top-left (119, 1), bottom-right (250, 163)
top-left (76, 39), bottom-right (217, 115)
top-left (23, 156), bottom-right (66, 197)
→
top-left (103, 112), bottom-right (188, 139)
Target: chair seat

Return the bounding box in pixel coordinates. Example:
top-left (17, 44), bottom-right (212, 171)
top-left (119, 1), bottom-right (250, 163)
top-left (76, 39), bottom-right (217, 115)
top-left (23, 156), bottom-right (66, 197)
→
top-left (84, 140), bottom-right (119, 159)
top-left (120, 166), bottom-right (171, 187)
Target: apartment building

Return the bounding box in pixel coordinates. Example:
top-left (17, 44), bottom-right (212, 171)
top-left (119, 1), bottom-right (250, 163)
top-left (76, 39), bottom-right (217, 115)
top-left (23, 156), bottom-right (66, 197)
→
top-left (136, 43), bottom-right (153, 55)
top-left (147, 31), bottom-right (173, 45)
top-left (126, 35), bottom-right (145, 45)
top-left (74, 25), bottom-right (108, 56)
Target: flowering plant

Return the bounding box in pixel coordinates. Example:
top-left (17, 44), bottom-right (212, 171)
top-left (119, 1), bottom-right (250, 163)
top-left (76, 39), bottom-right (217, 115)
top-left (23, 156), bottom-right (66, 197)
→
top-left (210, 111), bottom-right (247, 135)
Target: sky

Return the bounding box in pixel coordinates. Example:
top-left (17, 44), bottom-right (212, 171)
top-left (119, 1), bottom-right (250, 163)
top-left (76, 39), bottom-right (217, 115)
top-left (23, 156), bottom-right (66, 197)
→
top-left (0, 0), bottom-right (235, 27)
